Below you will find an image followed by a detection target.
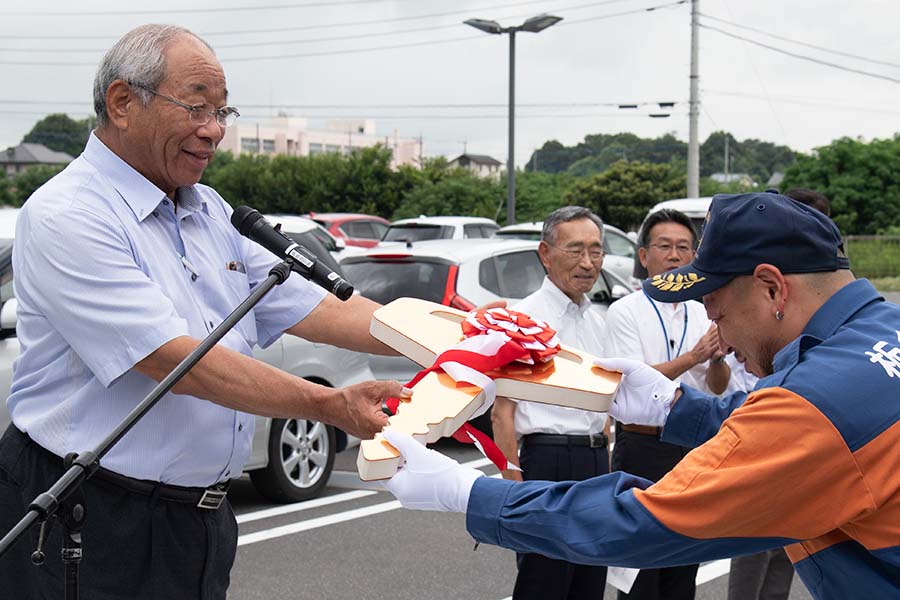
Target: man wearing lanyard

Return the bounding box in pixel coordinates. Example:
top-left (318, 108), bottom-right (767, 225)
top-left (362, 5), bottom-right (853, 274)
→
top-left (491, 206), bottom-right (610, 600)
top-left (603, 208), bottom-right (730, 600)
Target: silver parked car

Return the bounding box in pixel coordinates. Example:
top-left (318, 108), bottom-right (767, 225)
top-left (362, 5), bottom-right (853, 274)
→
top-left (0, 209), bottom-right (367, 503)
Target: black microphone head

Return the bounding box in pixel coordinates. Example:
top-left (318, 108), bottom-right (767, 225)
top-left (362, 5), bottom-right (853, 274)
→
top-left (334, 280), bottom-right (354, 301)
top-left (231, 205), bottom-right (263, 236)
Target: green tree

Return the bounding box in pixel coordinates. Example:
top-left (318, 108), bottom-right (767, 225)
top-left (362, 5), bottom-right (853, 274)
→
top-left (22, 113), bottom-right (93, 158)
top-left (700, 131), bottom-right (795, 185)
top-left (501, 171), bottom-right (577, 224)
top-left (563, 160), bottom-right (686, 231)
top-left (781, 136), bottom-right (900, 234)
top-left (392, 171), bottom-right (500, 220)
top-left (206, 153), bottom-right (272, 211)
top-left (10, 165), bottom-right (65, 206)
top-left (0, 172), bottom-right (12, 206)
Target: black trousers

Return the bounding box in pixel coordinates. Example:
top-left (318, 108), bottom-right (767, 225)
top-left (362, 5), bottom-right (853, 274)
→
top-left (611, 428), bottom-right (698, 600)
top-left (513, 437), bottom-right (610, 600)
top-left (0, 425), bottom-right (238, 600)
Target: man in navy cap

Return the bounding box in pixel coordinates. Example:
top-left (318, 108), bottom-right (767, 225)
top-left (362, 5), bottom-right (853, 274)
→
top-left (381, 192), bottom-right (900, 600)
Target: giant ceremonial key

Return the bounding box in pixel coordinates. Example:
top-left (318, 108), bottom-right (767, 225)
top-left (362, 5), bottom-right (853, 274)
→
top-left (358, 298), bottom-right (621, 480)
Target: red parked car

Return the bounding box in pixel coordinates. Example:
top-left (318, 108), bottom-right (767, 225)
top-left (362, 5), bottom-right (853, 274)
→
top-left (308, 212), bottom-right (390, 248)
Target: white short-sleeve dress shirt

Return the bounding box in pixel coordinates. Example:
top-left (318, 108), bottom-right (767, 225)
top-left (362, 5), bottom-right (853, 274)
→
top-left (509, 277), bottom-right (608, 437)
top-left (8, 133), bottom-right (327, 486)
top-left (603, 289), bottom-right (716, 394)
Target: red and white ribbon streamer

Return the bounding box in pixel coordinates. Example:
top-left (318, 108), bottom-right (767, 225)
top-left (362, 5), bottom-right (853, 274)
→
top-left (385, 308), bottom-right (560, 472)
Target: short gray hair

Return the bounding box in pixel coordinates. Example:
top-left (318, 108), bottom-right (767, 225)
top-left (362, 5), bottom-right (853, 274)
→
top-left (541, 206), bottom-right (604, 245)
top-left (93, 24), bottom-right (213, 128)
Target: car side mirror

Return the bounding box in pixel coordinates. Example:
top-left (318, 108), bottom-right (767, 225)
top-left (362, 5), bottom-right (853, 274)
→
top-left (334, 238), bottom-right (347, 250)
top-left (0, 298), bottom-right (17, 339)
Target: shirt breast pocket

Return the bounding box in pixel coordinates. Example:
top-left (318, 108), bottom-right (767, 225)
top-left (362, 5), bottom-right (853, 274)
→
top-left (217, 269), bottom-right (258, 351)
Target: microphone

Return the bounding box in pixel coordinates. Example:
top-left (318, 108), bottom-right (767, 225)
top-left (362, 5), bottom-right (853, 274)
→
top-left (231, 206), bottom-right (354, 301)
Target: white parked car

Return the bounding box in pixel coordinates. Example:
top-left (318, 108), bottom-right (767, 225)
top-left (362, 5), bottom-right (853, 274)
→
top-left (0, 208), bottom-right (368, 503)
top-left (382, 216), bottom-right (499, 242)
top-left (264, 213), bottom-right (363, 264)
top-left (493, 221), bottom-right (640, 289)
top-left (646, 197), bottom-right (713, 234)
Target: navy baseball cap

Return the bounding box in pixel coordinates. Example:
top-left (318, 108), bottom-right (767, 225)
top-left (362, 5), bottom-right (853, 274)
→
top-left (643, 192), bottom-right (850, 302)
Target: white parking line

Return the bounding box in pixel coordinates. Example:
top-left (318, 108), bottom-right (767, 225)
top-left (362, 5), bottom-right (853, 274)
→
top-left (236, 489), bottom-right (376, 525)
top-left (238, 500), bottom-right (402, 546)
top-left (237, 456), bottom-right (495, 546)
top-left (696, 559), bottom-right (732, 584)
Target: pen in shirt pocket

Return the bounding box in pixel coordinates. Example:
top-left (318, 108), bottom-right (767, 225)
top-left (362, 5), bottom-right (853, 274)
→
top-left (226, 260), bottom-right (246, 273)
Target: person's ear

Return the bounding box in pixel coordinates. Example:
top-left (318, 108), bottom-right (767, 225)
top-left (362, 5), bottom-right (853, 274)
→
top-left (638, 246), bottom-right (649, 270)
top-left (537, 240), bottom-right (552, 270)
top-left (104, 79), bottom-right (138, 131)
top-left (752, 264), bottom-right (787, 316)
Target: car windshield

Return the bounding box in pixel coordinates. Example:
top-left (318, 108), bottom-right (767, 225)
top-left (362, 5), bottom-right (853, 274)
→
top-left (341, 259), bottom-right (450, 305)
top-left (493, 230), bottom-right (541, 241)
top-left (382, 224), bottom-right (451, 242)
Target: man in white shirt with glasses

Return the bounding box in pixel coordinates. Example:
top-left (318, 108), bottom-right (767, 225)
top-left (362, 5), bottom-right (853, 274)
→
top-left (603, 208), bottom-right (730, 600)
top-left (492, 206), bottom-right (611, 600)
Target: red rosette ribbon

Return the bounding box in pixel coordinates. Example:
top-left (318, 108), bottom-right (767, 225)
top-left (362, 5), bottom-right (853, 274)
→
top-left (384, 307), bottom-right (560, 472)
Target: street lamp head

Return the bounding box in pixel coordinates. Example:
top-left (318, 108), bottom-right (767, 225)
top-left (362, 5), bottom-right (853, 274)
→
top-left (520, 14), bottom-right (563, 33)
top-left (464, 18), bottom-right (503, 34)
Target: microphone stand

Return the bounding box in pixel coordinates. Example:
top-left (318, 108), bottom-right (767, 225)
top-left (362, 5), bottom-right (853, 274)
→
top-left (0, 259), bottom-right (295, 600)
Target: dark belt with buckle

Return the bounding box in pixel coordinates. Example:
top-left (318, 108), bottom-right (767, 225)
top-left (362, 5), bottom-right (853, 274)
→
top-left (14, 426), bottom-right (230, 510)
top-left (92, 466), bottom-right (231, 510)
top-left (522, 432), bottom-right (609, 448)
top-left (618, 424), bottom-right (664, 437)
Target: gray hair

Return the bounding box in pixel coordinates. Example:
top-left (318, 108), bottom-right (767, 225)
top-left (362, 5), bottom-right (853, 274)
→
top-left (541, 206), bottom-right (604, 245)
top-left (93, 24), bottom-right (213, 128)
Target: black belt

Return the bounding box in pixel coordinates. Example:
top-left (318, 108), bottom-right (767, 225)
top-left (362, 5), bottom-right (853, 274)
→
top-left (16, 427), bottom-right (230, 510)
top-left (92, 466), bottom-right (230, 510)
top-left (523, 432), bottom-right (608, 449)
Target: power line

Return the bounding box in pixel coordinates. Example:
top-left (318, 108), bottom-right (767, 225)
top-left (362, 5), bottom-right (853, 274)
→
top-left (700, 13), bottom-right (900, 71)
top-left (0, 0), bottom-right (570, 40)
top-left (0, 0), bottom-right (683, 66)
top-left (700, 23), bottom-right (900, 86)
top-left (0, 0), bottom-right (638, 53)
top-left (0, 0), bottom-right (421, 17)
top-left (703, 89), bottom-right (900, 116)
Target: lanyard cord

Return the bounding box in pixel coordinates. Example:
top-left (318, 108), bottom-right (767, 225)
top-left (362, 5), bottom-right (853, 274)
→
top-left (642, 288), bottom-right (688, 362)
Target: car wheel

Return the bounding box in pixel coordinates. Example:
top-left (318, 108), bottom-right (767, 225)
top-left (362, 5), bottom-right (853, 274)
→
top-left (249, 417), bottom-right (336, 503)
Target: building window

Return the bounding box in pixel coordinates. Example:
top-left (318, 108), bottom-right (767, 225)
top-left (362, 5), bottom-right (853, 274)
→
top-left (240, 137), bottom-right (259, 153)
top-left (262, 139), bottom-right (275, 153)
top-left (309, 143), bottom-right (323, 155)
top-left (326, 144), bottom-right (341, 154)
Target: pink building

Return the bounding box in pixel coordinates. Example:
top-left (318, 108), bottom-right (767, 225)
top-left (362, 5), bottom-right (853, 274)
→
top-left (219, 116), bottom-right (421, 169)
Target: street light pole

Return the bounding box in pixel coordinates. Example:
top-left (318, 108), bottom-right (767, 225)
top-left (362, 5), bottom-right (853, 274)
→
top-left (507, 29), bottom-right (516, 226)
top-left (465, 13), bottom-right (562, 226)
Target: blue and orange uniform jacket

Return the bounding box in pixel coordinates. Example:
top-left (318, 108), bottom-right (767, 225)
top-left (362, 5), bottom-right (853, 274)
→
top-left (467, 280), bottom-right (900, 599)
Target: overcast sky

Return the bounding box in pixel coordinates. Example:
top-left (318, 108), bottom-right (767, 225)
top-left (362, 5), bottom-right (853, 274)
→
top-left (2, 0), bottom-right (899, 167)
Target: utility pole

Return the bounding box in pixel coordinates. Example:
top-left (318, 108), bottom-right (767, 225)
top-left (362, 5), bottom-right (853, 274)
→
top-left (687, 0), bottom-right (700, 198)
top-left (724, 135), bottom-right (729, 180)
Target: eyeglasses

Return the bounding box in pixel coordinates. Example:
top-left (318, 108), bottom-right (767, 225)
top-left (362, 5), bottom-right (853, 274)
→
top-left (647, 243), bottom-right (694, 255)
top-left (131, 83), bottom-right (240, 128)
top-left (548, 244), bottom-right (605, 262)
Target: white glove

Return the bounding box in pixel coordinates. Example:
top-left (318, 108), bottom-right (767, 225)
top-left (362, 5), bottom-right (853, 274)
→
top-left (381, 429), bottom-right (484, 513)
top-left (595, 358), bottom-right (678, 427)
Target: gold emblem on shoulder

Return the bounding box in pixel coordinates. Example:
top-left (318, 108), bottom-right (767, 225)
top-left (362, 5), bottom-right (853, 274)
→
top-left (650, 272), bottom-right (706, 292)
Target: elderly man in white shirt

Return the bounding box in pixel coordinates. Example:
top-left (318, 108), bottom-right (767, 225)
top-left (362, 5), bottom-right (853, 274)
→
top-left (603, 208), bottom-right (729, 600)
top-left (492, 206), bottom-right (610, 600)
